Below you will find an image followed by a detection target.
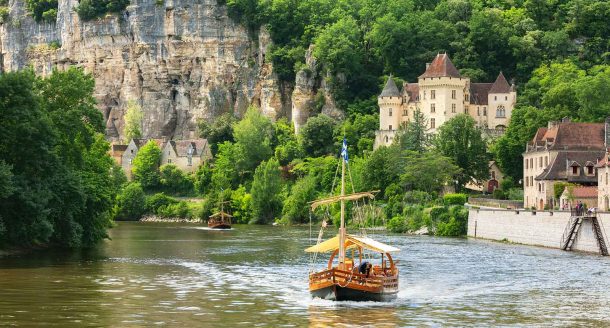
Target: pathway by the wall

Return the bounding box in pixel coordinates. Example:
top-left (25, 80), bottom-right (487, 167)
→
top-left (467, 206), bottom-right (610, 254)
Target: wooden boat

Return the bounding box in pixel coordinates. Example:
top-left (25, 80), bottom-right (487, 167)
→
top-left (208, 199), bottom-right (232, 229)
top-left (305, 139), bottom-right (399, 302)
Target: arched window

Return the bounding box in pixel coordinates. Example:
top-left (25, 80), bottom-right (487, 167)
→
top-left (496, 105), bottom-right (506, 118)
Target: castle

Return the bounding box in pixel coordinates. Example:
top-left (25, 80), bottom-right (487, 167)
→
top-left (374, 54), bottom-right (516, 148)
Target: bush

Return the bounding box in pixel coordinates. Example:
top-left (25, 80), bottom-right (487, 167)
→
top-left (507, 188), bottom-right (524, 201)
top-left (75, 0), bottom-right (129, 21)
top-left (159, 164), bottom-right (194, 196)
top-left (443, 193), bottom-right (467, 206)
top-left (387, 216), bottom-right (407, 233)
top-left (157, 201), bottom-right (191, 219)
top-left (145, 193), bottom-right (178, 214)
top-left (25, 0), bottom-right (58, 22)
top-left (436, 205), bottom-right (468, 237)
top-left (492, 189), bottom-right (507, 200)
top-left (403, 191), bottom-right (435, 205)
top-left (114, 183), bottom-right (146, 221)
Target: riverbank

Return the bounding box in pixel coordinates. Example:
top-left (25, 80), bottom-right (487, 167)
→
top-left (467, 206), bottom-right (610, 255)
top-left (139, 215), bottom-right (203, 223)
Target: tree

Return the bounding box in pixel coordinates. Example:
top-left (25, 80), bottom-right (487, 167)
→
top-left (114, 183), bottom-right (146, 221)
top-left (360, 145), bottom-right (404, 198)
top-left (233, 106), bottom-right (274, 175)
top-left (396, 109), bottom-right (430, 153)
top-left (400, 151), bottom-right (461, 193)
top-left (250, 158), bottom-right (282, 224)
top-left (198, 112), bottom-right (237, 153)
top-left (211, 142), bottom-right (245, 190)
top-left (123, 100), bottom-right (143, 143)
top-left (282, 175), bottom-right (317, 223)
top-left (159, 164), bottom-right (194, 196)
top-left (132, 141), bottom-right (162, 189)
top-left (299, 114), bottom-right (337, 157)
top-left (435, 115), bottom-right (489, 190)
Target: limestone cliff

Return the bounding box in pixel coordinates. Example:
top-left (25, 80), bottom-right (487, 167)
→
top-left (0, 0), bottom-right (298, 141)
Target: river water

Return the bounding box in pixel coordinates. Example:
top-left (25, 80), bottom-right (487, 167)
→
top-left (1, 222), bottom-right (609, 327)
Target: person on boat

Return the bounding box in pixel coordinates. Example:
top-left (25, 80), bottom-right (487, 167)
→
top-left (358, 261), bottom-right (373, 277)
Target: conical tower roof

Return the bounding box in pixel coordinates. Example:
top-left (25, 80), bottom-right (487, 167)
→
top-left (379, 76), bottom-right (401, 97)
top-left (489, 72), bottom-right (511, 93)
top-left (419, 53), bottom-right (462, 78)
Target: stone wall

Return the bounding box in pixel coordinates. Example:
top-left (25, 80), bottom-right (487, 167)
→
top-left (468, 207), bottom-right (610, 254)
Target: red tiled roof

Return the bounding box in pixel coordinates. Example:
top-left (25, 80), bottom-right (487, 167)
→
top-left (419, 54), bottom-right (462, 79)
top-left (529, 122), bottom-right (605, 150)
top-left (489, 72), bottom-right (511, 94)
top-left (470, 83), bottom-right (492, 105)
top-left (404, 83), bottom-right (419, 101)
top-left (570, 186), bottom-right (598, 198)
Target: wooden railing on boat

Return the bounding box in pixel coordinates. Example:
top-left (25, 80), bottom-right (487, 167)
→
top-left (309, 268), bottom-right (399, 292)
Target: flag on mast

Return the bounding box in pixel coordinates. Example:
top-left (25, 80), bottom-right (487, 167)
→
top-left (341, 138), bottom-right (349, 163)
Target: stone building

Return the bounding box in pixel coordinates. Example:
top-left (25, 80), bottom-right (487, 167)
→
top-left (110, 144), bottom-right (128, 165)
top-left (560, 186), bottom-right (598, 210)
top-left (160, 139), bottom-right (213, 173)
top-left (523, 119), bottom-right (606, 210)
top-left (374, 53), bottom-right (516, 148)
top-left (121, 138), bottom-right (166, 179)
top-left (596, 149), bottom-right (610, 211)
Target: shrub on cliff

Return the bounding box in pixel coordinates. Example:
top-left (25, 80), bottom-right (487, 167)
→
top-left (26, 0), bottom-right (58, 22)
top-left (75, 0), bottom-right (129, 21)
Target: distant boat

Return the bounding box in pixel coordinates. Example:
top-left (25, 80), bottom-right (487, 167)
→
top-left (208, 200), bottom-right (232, 229)
top-left (305, 139), bottom-right (399, 302)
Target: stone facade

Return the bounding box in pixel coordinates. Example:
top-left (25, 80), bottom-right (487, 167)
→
top-left (523, 119), bottom-right (606, 210)
top-left (121, 138), bottom-right (165, 179)
top-left (160, 139), bottom-right (212, 173)
top-left (374, 54), bottom-right (516, 148)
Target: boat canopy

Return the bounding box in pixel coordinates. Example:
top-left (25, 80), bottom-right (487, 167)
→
top-left (305, 234), bottom-right (400, 253)
top-left (310, 191), bottom-right (378, 210)
top-left (209, 211), bottom-right (233, 218)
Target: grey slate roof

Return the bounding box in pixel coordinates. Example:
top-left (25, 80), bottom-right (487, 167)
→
top-left (536, 151), bottom-right (605, 183)
top-left (489, 72), bottom-right (511, 94)
top-left (169, 139), bottom-right (210, 157)
top-left (379, 77), bottom-right (401, 97)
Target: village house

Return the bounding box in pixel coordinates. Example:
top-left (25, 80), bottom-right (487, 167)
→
top-left (596, 148), bottom-right (610, 211)
top-left (121, 138), bottom-right (166, 179)
top-left (160, 139), bottom-right (213, 174)
top-left (374, 53), bottom-right (516, 148)
top-left (109, 144), bottom-right (128, 165)
top-left (523, 118), bottom-right (607, 210)
top-left (560, 186), bottom-right (598, 210)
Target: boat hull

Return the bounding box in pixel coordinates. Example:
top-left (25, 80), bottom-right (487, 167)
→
top-left (208, 224), bottom-right (231, 229)
top-left (311, 285), bottom-right (397, 302)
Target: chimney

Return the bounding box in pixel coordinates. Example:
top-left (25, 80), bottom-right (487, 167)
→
top-left (426, 63), bottom-right (430, 70)
top-left (561, 117), bottom-right (571, 123)
top-left (548, 121), bottom-right (557, 130)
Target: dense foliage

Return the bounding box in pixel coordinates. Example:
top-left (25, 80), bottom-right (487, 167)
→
top-left (0, 69), bottom-right (119, 248)
top-left (25, 0), bottom-right (58, 22)
top-left (74, 0), bottom-right (130, 21)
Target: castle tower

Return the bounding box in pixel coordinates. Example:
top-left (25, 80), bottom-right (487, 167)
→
top-left (487, 72), bottom-right (514, 131)
top-left (374, 76), bottom-right (403, 148)
top-left (417, 53), bottom-right (468, 132)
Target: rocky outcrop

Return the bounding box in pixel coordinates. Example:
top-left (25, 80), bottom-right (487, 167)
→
top-left (0, 0), bottom-right (293, 141)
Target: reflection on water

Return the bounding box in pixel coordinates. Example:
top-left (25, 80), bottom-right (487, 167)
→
top-left (1, 222), bottom-right (610, 326)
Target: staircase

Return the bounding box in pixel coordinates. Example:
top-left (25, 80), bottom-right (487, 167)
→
top-left (591, 217), bottom-right (609, 256)
top-left (561, 217), bottom-right (583, 251)
top-left (561, 208), bottom-right (609, 256)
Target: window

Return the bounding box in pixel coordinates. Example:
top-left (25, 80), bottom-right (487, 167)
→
top-left (538, 183), bottom-right (541, 192)
top-left (430, 118), bottom-right (435, 129)
top-left (495, 96), bottom-right (497, 101)
top-left (389, 125), bottom-right (392, 131)
top-left (423, 91), bottom-right (426, 99)
top-left (431, 90), bottom-right (436, 99)
top-left (525, 159), bottom-right (528, 170)
top-left (465, 94), bottom-right (469, 101)
top-left (464, 108), bottom-right (468, 114)
top-left (168, 159), bottom-right (172, 164)
top-left (606, 172), bottom-right (608, 185)
top-left (483, 107), bottom-right (487, 116)
top-left (572, 166), bottom-right (578, 175)
top-left (530, 158), bottom-right (533, 168)
top-left (188, 156), bottom-right (192, 166)
top-left (491, 171), bottom-right (496, 179)
top-left (431, 103), bottom-right (435, 113)
top-left (389, 108), bottom-right (392, 116)
top-left (385, 136), bottom-right (388, 143)
top-left (539, 157), bottom-right (542, 167)
top-left (545, 157), bottom-right (548, 166)
top-left (477, 107), bottom-right (480, 116)
top-left (403, 109), bottom-right (407, 116)
top-left (496, 105), bottom-right (506, 118)
top-left (587, 166), bottom-right (594, 175)
top-left (131, 149), bottom-right (134, 154)
top-left (452, 90), bottom-right (456, 99)
top-left (452, 104), bottom-right (456, 113)
top-left (505, 96), bottom-right (508, 100)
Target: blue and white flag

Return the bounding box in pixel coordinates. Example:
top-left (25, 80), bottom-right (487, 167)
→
top-left (341, 138), bottom-right (349, 163)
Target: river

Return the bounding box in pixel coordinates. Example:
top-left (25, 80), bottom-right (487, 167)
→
top-left (0, 222), bottom-right (609, 327)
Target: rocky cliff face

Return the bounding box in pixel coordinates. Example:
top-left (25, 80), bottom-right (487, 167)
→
top-left (0, 0), bottom-right (303, 141)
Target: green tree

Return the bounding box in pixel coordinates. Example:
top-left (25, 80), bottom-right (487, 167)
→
top-left (198, 112), bottom-right (237, 153)
top-left (435, 115), bottom-right (489, 190)
top-left (360, 144), bottom-right (404, 198)
top-left (159, 164), bottom-right (194, 196)
top-left (132, 140), bottom-right (162, 189)
top-left (250, 158), bottom-right (282, 224)
top-left (299, 114), bottom-right (337, 157)
top-left (123, 100), bottom-right (143, 143)
top-left (282, 175), bottom-right (317, 223)
top-left (211, 142), bottom-right (245, 190)
top-left (400, 151), bottom-right (461, 193)
top-left (25, 0), bottom-right (58, 22)
top-left (233, 106), bottom-right (274, 175)
top-left (396, 109), bottom-right (430, 153)
top-left (114, 183), bottom-right (146, 221)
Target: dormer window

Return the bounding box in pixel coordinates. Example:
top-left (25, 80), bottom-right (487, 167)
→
top-left (585, 162), bottom-right (595, 175)
top-left (587, 166), bottom-right (594, 175)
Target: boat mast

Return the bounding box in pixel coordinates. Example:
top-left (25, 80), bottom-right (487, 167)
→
top-left (339, 148), bottom-right (346, 267)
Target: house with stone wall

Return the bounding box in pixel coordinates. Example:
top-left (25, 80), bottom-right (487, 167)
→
top-left (523, 119), bottom-right (606, 210)
top-left (374, 53), bottom-right (516, 148)
top-left (122, 138), bottom-right (166, 179)
top-left (160, 139), bottom-right (212, 174)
